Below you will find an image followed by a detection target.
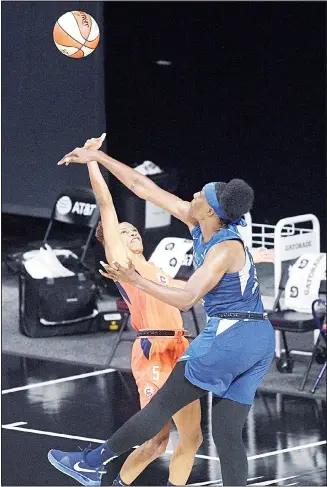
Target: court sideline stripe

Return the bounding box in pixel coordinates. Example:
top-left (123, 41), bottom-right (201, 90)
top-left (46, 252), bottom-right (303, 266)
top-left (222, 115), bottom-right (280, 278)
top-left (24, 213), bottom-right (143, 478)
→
top-left (2, 422), bottom-right (326, 463)
top-left (2, 368), bottom-right (116, 394)
top-left (188, 476), bottom-right (263, 485)
top-left (253, 476), bottom-right (298, 485)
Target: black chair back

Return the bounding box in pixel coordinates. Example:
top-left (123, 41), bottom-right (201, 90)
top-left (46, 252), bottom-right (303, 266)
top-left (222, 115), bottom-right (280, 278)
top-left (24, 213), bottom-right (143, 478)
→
top-left (43, 187), bottom-right (100, 263)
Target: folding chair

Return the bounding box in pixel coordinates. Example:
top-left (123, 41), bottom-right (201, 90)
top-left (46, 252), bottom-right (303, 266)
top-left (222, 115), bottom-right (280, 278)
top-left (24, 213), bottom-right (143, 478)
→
top-left (42, 187), bottom-right (100, 262)
top-left (6, 187), bottom-right (100, 272)
top-left (312, 363), bottom-right (326, 393)
top-left (268, 267), bottom-right (325, 373)
top-left (300, 299), bottom-right (326, 392)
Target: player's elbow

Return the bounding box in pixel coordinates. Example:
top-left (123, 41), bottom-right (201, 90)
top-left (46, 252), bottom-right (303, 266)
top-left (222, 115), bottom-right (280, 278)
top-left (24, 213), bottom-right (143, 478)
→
top-left (181, 302), bottom-right (195, 312)
top-left (180, 293), bottom-right (198, 312)
top-left (180, 303), bottom-right (190, 312)
top-left (180, 305), bottom-right (192, 313)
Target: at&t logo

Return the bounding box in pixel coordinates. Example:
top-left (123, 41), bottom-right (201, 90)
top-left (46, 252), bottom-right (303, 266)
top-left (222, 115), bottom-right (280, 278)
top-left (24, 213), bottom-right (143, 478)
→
top-left (56, 196), bottom-right (97, 216)
top-left (72, 201), bottom-right (97, 216)
top-left (56, 196), bottom-right (72, 215)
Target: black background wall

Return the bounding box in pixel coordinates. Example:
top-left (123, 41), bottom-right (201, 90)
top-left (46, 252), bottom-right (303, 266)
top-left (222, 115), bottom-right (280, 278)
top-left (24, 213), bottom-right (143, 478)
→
top-left (2, 1), bottom-right (106, 217)
top-left (104, 2), bottom-right (326, 232)
top-left (2, 2), bottom-right (326, 240)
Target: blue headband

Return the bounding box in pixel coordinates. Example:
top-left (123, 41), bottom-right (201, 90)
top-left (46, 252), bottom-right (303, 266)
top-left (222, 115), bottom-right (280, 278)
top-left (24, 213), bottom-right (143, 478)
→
top-left (203, 182), bottom-right (247, 227)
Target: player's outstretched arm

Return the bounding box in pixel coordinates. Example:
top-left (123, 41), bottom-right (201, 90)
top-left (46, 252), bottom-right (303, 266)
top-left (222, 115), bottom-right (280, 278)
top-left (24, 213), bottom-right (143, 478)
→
top-left (58, 142), bottom-right (197, 229)
top-left (87, 161), bottom-right (130, 267)
top-left (95, 151), bottom-right (198, 230)
top-left (58, 134), bottom-right (130, 267)
top-left (100, 243), bottom-right (230, 311)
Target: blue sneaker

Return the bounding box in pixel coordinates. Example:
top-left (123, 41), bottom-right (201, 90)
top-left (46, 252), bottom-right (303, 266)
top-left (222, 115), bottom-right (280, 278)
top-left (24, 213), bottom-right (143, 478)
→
top-left (48, 446), bottom-right (106, 486)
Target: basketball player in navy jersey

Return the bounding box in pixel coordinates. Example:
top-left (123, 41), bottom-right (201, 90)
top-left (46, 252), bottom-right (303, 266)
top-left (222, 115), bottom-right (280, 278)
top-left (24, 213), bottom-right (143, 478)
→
top-left (48, 144), bottom-right (275, 487)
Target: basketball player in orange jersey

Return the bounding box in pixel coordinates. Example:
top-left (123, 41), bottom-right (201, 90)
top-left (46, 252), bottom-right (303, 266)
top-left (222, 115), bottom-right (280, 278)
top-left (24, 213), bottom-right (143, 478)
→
top-left (79, 134), bottom-right (203, 487)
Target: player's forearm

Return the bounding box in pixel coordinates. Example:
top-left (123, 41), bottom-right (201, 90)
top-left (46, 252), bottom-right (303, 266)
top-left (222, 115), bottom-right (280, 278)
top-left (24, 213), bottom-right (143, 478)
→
top-left (96, 151), bottom-right (157, 200)
top-left (170, 279), bottom-right (202, 302)
top-left (134, 274), bottom-right (195, 311)
top-left (87, 161), bottom-right (113, 205)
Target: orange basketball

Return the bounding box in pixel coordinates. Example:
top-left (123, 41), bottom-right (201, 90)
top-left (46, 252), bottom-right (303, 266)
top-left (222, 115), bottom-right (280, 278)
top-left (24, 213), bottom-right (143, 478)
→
top-left (53, 11), bottom-right (100, 58)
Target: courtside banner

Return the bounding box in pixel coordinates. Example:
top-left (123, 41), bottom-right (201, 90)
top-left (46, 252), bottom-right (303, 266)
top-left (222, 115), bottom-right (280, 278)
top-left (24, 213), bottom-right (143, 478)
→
top-left (284, 253), bottom-right (326, 313)
top-left (277, 232), bottom-right (319, 261)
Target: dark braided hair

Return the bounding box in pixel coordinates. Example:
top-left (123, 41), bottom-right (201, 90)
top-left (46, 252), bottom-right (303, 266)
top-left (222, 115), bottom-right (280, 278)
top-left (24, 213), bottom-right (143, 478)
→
top-left (214, 179), bottom-right (254, 222)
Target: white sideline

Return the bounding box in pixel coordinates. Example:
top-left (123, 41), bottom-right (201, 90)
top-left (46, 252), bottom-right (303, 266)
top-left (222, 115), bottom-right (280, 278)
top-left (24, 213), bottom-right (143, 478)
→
top-left (2, 368), bottom-right (116, 394)
top-left (188, 476), bottom-right (263, 485)
top-left (2, 422), bottom-right (325, 463)
top-left (2, 422), bottom-right (104, 443)
top-left (253, 476), bottom-right (298, 485)
top-left (247, 440), bottom-right (326, 461)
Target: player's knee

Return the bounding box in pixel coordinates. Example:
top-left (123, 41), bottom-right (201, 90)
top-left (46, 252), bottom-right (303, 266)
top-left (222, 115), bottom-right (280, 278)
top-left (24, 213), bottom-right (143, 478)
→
top-left (180, 428), bottom-right (203, 452)
top-left (195, 429), bottom-right (203, 449)
top-left (212, 427), bottom-right (240, 452)
top-left (190, 429), bottom-right (203, 450)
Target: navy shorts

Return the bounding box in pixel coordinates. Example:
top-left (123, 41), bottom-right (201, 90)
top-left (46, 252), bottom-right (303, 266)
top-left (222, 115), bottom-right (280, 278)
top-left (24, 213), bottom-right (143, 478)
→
top-left (179, 317), bottom-right (275, 405)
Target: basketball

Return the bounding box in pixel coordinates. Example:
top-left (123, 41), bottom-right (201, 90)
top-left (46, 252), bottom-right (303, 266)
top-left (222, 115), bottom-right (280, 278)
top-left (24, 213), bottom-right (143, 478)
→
top-left (53, 11), bottom-right (100, 58)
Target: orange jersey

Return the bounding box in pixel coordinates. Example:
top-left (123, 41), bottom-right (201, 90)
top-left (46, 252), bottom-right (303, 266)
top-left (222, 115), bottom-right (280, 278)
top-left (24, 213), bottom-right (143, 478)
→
top-left (117, 255), bottom-right (183, 331)
top-left (131, 336), bottom-right (189, 408)
top-left (115, 255), bottom-right (189, 408)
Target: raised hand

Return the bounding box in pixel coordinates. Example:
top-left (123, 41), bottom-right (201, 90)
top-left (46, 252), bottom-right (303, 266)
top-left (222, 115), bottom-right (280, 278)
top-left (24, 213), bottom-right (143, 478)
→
top-left (99, 260), bottom-right (139, 284)
top-left (83, 132), bottom-right (106, 150)
top-left (57, 133), bottom-right (106, 166)
top-left (57, 147), bottom-right (99, 166)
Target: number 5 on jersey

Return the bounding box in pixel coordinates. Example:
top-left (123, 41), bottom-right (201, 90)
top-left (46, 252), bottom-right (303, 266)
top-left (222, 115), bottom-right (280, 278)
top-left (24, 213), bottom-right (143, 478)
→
top-left (152, 365), bottom-right (160, 381)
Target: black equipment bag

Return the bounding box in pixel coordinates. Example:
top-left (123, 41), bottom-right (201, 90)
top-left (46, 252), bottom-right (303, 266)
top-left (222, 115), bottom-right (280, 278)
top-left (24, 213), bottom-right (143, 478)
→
top-left (19, 262), bottom-right (102, 338)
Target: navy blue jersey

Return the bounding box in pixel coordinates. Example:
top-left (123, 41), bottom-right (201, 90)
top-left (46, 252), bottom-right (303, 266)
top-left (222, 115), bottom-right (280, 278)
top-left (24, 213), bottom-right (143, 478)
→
top-left (191, 223), bottom-right (264, 316)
